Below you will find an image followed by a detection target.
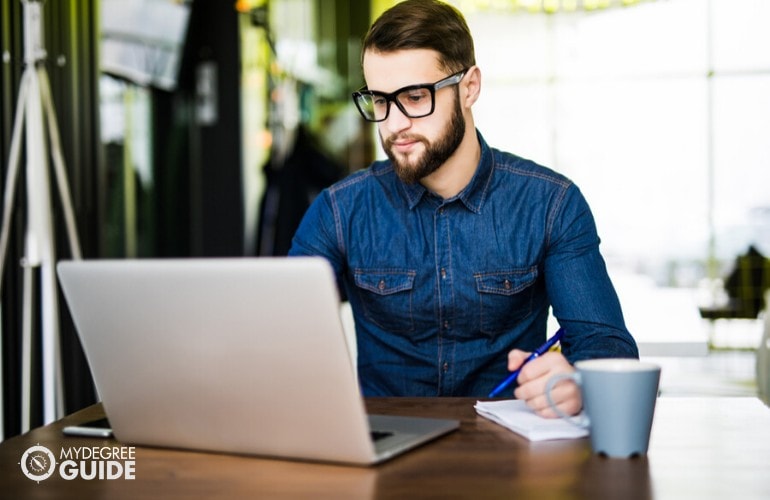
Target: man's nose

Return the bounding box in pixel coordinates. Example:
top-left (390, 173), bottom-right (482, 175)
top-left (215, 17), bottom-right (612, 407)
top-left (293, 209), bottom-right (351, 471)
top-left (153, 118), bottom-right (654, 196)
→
top-left (383, 101), bottom-right (412, 134)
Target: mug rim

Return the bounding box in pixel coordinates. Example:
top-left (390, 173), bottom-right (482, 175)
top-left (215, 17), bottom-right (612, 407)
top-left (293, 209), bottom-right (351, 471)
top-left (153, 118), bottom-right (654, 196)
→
top-left (574, 358), bottom-right (660, 372)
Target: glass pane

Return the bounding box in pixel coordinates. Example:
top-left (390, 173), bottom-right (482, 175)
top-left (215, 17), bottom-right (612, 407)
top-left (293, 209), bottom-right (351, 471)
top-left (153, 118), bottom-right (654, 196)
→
top-left (712, 0), bottom-right (770, 72)
top-left (99, 75), bottom-right (155, 258)
top-left (554, 77), bottom-right (709, 268)
top-left (553, 0), bottom-right (708, 78)
top-left (712, 75), bottom-right (770, 259)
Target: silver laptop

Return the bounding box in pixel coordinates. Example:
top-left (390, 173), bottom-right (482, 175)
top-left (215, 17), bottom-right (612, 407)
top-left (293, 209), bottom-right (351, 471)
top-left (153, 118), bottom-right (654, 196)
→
top-left (57, 257), bottom-right (458, 465)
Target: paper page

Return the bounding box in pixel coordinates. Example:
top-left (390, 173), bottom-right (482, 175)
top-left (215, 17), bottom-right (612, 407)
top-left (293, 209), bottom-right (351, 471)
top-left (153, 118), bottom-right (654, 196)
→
top-left (475, 400), bottom-right (589, 441)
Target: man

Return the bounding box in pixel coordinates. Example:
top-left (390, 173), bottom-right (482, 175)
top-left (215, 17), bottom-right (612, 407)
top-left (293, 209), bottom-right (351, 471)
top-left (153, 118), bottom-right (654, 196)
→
top-left (289, 0), bottom-right (638, 417)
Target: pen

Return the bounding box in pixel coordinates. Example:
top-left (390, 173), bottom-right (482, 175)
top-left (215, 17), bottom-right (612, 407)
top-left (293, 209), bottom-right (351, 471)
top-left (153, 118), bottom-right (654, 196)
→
top-left (488, 328), bottom-right (566, 398)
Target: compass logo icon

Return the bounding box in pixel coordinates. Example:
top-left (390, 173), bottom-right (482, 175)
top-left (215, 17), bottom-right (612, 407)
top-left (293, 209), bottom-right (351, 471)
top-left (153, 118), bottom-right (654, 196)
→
top-left (20, 444), bottom-right (57, 482)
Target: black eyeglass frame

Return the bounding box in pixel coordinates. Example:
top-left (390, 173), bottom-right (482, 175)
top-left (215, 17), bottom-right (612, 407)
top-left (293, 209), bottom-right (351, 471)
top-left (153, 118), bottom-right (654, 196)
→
top-left (352, 69), bottom-right (468, 122)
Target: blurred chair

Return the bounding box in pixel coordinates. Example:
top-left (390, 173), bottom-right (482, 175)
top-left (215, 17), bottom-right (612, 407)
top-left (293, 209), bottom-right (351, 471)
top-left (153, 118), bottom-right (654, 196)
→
top-left (699, 245), bottom-right (770, 320)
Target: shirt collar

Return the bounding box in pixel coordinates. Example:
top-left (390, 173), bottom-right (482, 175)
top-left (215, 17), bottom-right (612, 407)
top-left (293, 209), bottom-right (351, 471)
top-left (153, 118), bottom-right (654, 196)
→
top-left (401, 130), bottom-right (493, 214)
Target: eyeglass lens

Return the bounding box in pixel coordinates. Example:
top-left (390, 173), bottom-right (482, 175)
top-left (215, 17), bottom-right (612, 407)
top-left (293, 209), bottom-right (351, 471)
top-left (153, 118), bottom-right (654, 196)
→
top-left (356, 87), bottom-right (434, 122)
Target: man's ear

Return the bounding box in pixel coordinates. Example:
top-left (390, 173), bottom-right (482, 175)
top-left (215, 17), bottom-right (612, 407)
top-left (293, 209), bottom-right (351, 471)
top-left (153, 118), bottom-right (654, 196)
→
top-left (463, 66), bottom-right (482, 108)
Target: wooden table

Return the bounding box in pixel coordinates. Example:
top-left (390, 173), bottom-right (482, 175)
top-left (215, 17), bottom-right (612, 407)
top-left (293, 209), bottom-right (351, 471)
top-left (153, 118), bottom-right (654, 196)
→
top-left (2, 397), bottom-right (769, 499)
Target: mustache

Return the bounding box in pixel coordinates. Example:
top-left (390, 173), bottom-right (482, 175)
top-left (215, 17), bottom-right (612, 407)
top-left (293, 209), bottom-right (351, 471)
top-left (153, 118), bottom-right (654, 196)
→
top-left (383, 134), bottom-right (426, 149)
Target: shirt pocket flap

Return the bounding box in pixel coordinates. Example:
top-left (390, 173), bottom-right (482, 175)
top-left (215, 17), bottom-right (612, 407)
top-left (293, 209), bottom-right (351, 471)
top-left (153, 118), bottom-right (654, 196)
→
top-left (474, 267), bottom-right (539, 296)
top-left (354, 269), bottom-right (416, 296)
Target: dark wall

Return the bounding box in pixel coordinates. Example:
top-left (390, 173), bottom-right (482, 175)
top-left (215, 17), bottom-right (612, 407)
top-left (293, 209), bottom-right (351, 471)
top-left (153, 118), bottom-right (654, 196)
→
top-left (154, 1), bottom-right (244, 257)
top-left (185, 0), bottom-right (244, 256)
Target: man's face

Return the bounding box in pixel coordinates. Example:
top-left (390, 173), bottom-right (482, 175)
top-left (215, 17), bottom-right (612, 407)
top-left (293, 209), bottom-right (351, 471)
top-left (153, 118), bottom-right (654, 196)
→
top-left (362, 49), bottom-right (466, 184)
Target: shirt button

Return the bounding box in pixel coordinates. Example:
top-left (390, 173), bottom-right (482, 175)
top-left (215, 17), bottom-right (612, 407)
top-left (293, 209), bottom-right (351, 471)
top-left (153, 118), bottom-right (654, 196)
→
top-left (440, 268), bottom-right (447, 279)
top-left (443, 362), bottom-right (449, 372)
top-left (504, 279), bottom-right (511, 290)
top-left (378, 280), bottom-right (385, 291)
top-left (443, 320), bottom-right (450, 329)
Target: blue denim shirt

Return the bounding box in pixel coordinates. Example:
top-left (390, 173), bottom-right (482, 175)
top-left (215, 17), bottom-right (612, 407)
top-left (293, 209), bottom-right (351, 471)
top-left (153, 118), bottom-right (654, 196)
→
top-left (289, 132), bottom-right (638, 397)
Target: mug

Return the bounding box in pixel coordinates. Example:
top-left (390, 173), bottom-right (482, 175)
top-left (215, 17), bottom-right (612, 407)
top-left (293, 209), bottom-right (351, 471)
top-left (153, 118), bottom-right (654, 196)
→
top-left (545, 358), bottom-right (661, 458)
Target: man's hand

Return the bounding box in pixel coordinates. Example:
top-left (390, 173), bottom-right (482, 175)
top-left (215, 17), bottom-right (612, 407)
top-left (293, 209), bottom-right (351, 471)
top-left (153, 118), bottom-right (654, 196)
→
top-left (507, 350), bottom-right (581, 418)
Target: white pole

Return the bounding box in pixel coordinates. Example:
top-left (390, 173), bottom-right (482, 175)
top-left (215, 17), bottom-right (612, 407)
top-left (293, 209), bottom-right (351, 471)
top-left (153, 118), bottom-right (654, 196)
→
top-left (40, 67), bottom-right (82, 261)
top-left (23, 9), bottom-right (61, 425)
top-left (20, 261), bottom-right (33, 432)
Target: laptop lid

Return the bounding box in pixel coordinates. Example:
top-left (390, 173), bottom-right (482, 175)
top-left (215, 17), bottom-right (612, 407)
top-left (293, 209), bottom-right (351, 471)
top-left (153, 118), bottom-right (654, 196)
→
top-left (57, 257), bottom-right (458, 465)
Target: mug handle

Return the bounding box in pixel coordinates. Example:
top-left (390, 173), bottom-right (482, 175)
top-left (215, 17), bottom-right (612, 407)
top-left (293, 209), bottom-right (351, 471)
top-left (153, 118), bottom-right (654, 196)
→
top-left (545, 372), bottom-right (589, 428)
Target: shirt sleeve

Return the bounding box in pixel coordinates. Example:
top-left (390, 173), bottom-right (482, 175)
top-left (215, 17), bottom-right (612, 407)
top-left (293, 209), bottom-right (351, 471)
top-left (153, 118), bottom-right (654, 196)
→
top-left (543, 183), bottom-right (639, 362)
top-left (288, 189), bottom-right (346, 281)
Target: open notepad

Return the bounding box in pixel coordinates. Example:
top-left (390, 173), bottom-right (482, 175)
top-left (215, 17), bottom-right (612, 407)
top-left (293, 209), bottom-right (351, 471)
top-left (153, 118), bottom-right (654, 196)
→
top-left (475, 400), bottom-right (589, 441)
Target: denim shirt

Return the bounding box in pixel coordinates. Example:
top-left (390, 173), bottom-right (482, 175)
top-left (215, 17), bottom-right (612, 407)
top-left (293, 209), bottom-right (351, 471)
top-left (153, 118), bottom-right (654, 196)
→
top-left (289, 132), bottom-right (638, 397)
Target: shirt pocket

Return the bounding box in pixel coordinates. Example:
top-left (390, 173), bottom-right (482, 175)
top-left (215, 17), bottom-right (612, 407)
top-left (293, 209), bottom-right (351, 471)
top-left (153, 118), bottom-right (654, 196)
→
top-left (353, 269), bottom-right (416, 333)
top-left (474, 267), bottom-right (539, 335)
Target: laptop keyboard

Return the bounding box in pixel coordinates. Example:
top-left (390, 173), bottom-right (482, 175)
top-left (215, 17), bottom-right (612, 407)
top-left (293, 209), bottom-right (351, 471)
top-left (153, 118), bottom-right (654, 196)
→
top-left (370, 431), bottom-right (394, 442)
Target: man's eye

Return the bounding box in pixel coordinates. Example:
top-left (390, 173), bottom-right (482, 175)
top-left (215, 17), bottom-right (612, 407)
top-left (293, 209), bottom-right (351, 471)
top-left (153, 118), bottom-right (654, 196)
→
top-left (404, 91), bottom-right (428, 103)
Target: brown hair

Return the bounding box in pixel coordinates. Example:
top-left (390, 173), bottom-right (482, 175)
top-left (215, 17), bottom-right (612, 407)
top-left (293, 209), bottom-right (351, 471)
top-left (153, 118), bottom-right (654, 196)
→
top-left (362, 0), bottom-right (476, 73)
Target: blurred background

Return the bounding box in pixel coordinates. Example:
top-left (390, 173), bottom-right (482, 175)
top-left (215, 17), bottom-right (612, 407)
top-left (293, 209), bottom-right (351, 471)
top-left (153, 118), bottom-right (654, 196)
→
top-left (0, 0), bottom-right (768, 439)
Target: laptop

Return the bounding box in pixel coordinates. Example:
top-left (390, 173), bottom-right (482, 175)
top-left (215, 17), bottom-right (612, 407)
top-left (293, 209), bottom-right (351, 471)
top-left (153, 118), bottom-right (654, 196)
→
top-left (57, 257), bottom-right (458, 465)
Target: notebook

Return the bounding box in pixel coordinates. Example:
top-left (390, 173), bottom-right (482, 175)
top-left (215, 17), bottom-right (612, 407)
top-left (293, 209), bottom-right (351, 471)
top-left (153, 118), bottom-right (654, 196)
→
top-left (57, 257), bottom-right (459, 465)
top-left (475, 400), bottom-right (589, 441)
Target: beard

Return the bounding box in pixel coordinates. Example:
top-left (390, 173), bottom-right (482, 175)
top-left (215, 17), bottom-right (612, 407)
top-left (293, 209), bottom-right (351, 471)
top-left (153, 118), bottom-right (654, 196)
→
top-left (382, 93), bottom-right (466, 185)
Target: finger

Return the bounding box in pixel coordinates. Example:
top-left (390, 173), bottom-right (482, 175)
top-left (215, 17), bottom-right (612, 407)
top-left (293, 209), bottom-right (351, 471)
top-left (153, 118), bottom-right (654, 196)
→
top-left (518, 351), bottom-right (573, 384)
top-left (513, 360), bottom-right (557, 399)
top-left (529, 379), bottom-right (581, 418)
top-left (514, 375), bottom-right (577, 411)
top-left (507, 349), bottom-right (531, 371)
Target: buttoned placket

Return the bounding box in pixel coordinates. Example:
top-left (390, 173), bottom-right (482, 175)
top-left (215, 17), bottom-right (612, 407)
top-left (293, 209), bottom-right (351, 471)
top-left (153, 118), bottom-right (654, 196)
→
top-left (434, 202), bottom-right (455, 395)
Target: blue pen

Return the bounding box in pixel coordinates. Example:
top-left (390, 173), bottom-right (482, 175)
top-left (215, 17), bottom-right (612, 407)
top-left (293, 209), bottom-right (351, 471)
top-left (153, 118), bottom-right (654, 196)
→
top-left (488, 328), bottom-right (566, 398)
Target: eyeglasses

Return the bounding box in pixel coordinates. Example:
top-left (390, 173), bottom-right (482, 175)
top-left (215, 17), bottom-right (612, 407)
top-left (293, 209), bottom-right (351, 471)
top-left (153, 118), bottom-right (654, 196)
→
top-left (352, 69), bottom-right (467, 122)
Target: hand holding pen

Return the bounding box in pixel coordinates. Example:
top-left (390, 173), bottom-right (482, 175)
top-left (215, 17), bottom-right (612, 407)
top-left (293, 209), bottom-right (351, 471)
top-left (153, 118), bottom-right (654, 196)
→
top-left (488, 328), bottom-right (566, 398)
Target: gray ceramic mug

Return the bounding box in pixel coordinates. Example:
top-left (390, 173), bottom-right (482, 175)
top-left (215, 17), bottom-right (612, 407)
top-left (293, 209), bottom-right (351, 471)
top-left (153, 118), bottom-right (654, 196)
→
top-left (545, 358), bottom-right (661, 458)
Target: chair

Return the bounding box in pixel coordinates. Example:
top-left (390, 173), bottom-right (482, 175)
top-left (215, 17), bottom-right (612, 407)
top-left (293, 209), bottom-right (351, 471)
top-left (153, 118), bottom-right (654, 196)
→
top-left (699, 245), bottom-right (770, 320)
